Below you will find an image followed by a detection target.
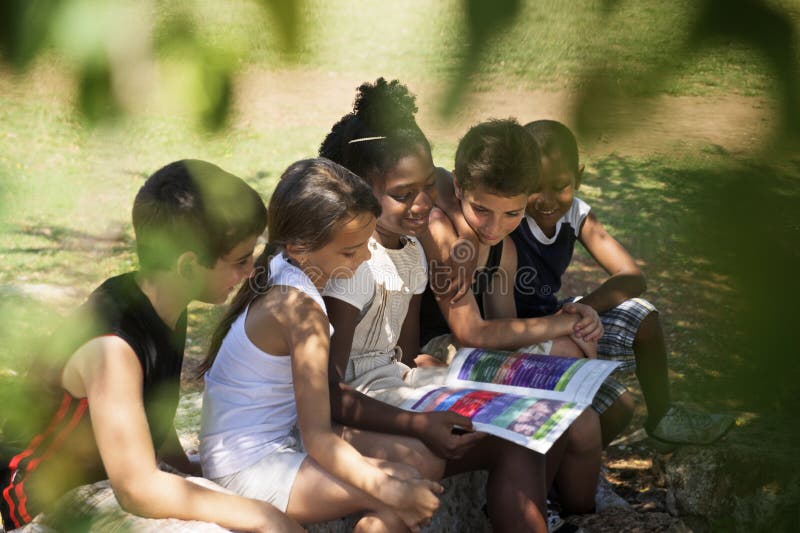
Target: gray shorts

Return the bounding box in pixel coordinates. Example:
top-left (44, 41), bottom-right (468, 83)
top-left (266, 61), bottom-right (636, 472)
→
top-left (211, 433), bottom-right (307, 513)
top-left (564, 297), bottom-right (657, 373)
top-left (564, 297), bottom-right (657, 413)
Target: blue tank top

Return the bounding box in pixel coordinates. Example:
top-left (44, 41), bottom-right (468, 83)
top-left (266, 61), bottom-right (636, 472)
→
top-left (511, 198), bottom-right (591, 318)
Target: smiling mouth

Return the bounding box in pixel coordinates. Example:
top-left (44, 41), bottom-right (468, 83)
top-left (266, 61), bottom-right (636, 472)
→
top-left (536, 208), bottom-right (558, 216)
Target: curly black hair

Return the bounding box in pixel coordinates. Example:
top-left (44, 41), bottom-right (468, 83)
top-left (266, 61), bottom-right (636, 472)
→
top-left (319, 77), bottom-right (431, 184)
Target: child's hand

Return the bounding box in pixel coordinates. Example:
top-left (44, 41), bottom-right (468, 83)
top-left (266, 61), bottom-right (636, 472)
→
top-left (562, 302), bottom-right (604, 342)
top-left (376, 474), bottom-right (443, 530)
top-left (414, 353), bottom-right (448, 368)
top-left (569, 333), bottom-right (598, 359)
top-left (431, 237), bottom-right (478, 304)
top-left (374, 458), bottom-right (423, 482)
top-left (414, 411), bottom-right (485, 459)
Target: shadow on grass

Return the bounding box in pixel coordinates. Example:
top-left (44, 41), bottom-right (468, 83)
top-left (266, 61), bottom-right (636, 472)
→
top-left (561, 151), bottom-right (800, 424)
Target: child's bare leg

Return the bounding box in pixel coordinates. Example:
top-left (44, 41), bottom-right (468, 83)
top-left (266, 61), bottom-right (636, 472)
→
top-left (550, 336), bottom-right (584, 357)
top-left (286, 457), bottom-right (406, 528)
top-left (633, 311), bottom-right (671, 425)
top-left (355, 510), bottom-right (410, 533)
top-left (445, 437), bottom-right (548, 533)
top-left (551, 409), bottom-right (602, 514)
top-left (341, 426), bottom-right (446, 481)
top-left (599, 391), bottom-right (635, 447)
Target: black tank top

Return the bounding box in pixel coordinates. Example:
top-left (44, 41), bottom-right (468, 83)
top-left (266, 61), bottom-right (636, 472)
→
top-left (419, 241), bottom-right (503, 346)
top-left (1, 273), bottom-right (186, 528)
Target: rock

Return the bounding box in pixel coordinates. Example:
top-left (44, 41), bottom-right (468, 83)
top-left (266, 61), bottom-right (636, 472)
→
top-left (570, 508), bottom-right (691, 533)
top-left (658, 428), bottom-right (800, 532)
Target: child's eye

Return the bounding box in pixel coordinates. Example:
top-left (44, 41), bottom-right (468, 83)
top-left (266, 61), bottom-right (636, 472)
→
top-left (391, 193), bottom-right (411, 202)
top-left (506, 211), bottom-right (521, 217)
top-left (342, 251), bottom-right (357, 258)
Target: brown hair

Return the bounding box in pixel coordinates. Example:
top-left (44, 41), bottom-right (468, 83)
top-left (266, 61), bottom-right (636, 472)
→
top-left (199, 158), bottom-right (380, 375)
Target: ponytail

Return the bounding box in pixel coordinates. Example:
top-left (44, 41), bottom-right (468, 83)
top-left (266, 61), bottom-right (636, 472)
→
top-left (197, 243), bottom-right (279, 376)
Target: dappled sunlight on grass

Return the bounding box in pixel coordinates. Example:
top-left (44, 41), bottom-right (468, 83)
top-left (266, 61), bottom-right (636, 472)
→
top-left (561, 150), bottom-right (800, 417)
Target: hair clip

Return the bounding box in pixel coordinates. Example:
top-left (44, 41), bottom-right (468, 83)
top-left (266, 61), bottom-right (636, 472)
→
top-left (347, 136), bottom-right (387, 144)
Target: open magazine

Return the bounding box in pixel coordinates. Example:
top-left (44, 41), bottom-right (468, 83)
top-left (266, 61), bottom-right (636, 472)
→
top-left (401, 348), bottom-right (620, 454)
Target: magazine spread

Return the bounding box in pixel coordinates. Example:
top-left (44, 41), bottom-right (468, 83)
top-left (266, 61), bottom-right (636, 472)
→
top-left (401, 348), bottom-right (620, 454)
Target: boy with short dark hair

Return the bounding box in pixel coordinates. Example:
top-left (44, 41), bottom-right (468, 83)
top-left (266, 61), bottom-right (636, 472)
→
top-left (512, 120), bottom-right (734, 447)
top-left (418, 118), bottom-right (607, 516)
top-left (1, 160), bottom-right (301, 532)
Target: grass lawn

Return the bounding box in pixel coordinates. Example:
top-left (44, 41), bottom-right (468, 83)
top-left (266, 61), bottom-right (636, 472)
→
top-left (1, 0), bottom-right (799, 430)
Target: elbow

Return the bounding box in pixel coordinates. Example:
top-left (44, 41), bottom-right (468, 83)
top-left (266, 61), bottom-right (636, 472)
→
top-left (450, 320), bottom-right (485, 348)
top-left (114, 483), bottom-right (150, 517)
top-left (112, 475), bottom-right (160, 518)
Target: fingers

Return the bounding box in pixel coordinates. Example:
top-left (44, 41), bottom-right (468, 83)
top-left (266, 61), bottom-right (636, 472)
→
top-left (573, 314), bottom-right (595, 332)
top-left (444, 430), bottom-right (486, 459)
top-left (414, 354), bottom-right (448, 368)
top-left (442, 411), bottom-right (474, 430)
top-left (422, 479), bottom-right (444, 494)
top-left (448, 276), bottom-right (471, 304)
top-left (575, 317), bottom-right (603, 341)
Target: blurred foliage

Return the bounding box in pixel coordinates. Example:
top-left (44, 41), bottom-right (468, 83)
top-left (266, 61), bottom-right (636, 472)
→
top-left (0, 0), bottom-right (304, 130)
top-left (574, 0), bottom-right (800, 141)
top-left (0, 0), bottom-right (796, 411)
top-left (0, 0), bottom-right (798, 463)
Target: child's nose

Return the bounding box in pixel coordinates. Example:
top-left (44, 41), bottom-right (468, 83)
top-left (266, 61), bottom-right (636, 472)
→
top-left (537, 191), bottom-right (557, 209)
top-left (412, 190), bottom-right (433, 213)
top-left (485, 216), bottom-right (501, 234)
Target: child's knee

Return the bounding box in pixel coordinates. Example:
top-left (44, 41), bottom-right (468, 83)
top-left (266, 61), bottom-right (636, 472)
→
top-left (634, 309), bottom-right (662, 343)
top-left (550, 336), bottom-right (583, 358)
top-left (405, 441), bottom-right (446, 480)
top-left (602, 392), bottom-right (635, 426)
top-left (566, 409), bottom-right (602, 454)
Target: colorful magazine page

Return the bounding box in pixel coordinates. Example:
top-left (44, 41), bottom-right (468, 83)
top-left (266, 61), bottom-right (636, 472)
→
top-left (446, 348), bottom-right (620, 404)
top-left (402, 385), bottom-right (585, 454)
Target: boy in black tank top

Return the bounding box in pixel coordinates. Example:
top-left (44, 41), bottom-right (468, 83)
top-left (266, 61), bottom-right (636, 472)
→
top-left (1, 160), bottom-right (301, 532)
top-left (417, 119), bottom-right (607, 515)
top-left (418, 119), bottom-right (607, 363)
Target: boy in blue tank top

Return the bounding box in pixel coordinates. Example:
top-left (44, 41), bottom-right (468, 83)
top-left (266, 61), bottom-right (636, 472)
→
top-left (511, 120), bottom-right (734, 447)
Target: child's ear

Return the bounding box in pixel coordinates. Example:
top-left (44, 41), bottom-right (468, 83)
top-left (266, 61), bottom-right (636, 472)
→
top-left (575, 164), bottom-right (585, 190)
top-left (176, 251), bottom-right (199, 280)
top-left (452, 173), bottom-right (463, 200)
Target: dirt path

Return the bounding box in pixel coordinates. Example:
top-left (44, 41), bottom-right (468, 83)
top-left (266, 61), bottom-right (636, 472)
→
top-left (234, 68), bottom-right (775, 159)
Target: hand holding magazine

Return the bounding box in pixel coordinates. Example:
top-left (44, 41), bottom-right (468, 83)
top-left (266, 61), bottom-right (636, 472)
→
top-left (402, 348), bottom-right (620, 454)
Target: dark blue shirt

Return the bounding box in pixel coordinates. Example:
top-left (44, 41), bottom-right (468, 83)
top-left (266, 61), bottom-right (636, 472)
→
top-left (511, 198), bottom-right (591, 318)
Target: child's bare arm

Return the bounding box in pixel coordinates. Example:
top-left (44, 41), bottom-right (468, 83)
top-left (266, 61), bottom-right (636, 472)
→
top-left (284, 293), bottom-right (442, 527)
top-left (430, 169), bottom-right (479, 303)
top-left (425, 208), bottom-right (584, 348)
top-left (325, 296), bottom-right (481, 460)
top-left (578, 212), bottom-right (647, 313)
top-left (397, 294), bottom-right (423, 367)
top-left (485, 237), bottom-right (603, 344)
top-left (69, 337), bottom-right (301, 532)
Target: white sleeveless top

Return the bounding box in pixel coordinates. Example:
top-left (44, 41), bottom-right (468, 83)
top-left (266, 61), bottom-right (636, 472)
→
top-left (323, 236), bottom-right (427, 384)
top-left (199, 254), bottom-right (332, 479)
